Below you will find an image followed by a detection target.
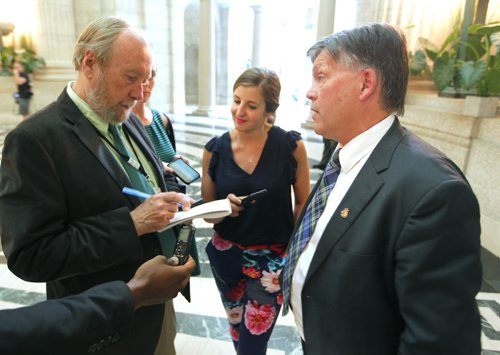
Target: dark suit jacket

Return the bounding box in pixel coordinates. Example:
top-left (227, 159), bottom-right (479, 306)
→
top-left (296, 119), bottom-right (482, 355)
top-left (0, 281), bottom-right (134, 355)
top-left (0, 90), bottom-right (180, 354)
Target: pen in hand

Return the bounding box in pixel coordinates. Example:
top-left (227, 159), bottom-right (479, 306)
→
top-left (122, 187), bottom-right (196, 214)
top-left (122, 187), bottom-right (152, 200)
top-left (122, 187), bottom-right (193, 210)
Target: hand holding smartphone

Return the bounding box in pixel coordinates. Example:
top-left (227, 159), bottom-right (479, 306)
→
top-left (167, 158), bottom-right (200, 185)
top-left (241, 189), bottom-right (268, 207)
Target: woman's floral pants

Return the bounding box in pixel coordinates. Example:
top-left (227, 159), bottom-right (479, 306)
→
top-left (206, 233), bottom-right (286, 355)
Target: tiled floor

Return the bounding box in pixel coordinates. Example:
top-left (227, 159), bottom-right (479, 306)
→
top-left (0, 110), bottom-right (499, 354)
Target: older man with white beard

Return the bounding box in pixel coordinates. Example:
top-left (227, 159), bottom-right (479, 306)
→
top-left (0, 16), bottom-right (194, 355)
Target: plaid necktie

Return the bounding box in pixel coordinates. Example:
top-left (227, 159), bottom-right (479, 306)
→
top-left (282, 149), bottom-right (341, 315)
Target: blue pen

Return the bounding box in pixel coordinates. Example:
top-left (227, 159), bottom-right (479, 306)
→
top-left (122, 187), bottom-right (152, 200)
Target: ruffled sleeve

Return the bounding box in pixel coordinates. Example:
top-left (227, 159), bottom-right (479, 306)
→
top-left (205, 135), bottom-right (221, 181)
top-left (286, 130), bottom-right (302, 184)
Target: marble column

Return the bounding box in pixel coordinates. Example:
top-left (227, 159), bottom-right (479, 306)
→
top-left (141, 0), bottom-right (170, 113)
top-left (250, 5), bottom-right (263, 67)
top-left (303, 0), bottom-right (336, 129)
top-left (33, 0), bottom-right (76, 81)
top-left (167, 0), bottom-right (187, 113)
top-left (192, 0), bottom-right (216, 116)
top-left (316, 0), bottom-right (336, 39)
top-left (216, 3), bottom-right (230, 104)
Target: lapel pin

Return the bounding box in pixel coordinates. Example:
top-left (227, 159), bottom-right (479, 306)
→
top-left (340, 208), bottom-right (349, 219)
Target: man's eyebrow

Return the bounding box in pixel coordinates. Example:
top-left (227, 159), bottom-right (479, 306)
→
top-left (312, 62), bottom-right (325, 73)
top-left (123, 68), bottom-right (148, 77)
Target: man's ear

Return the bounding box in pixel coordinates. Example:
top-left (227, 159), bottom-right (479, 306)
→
top-left (359, 68), bottom-right (378, 102)
top-left (81, 50), bottom-right (98, 79)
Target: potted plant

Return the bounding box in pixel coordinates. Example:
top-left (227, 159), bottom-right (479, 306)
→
top-left (16, 48), bottom-right (46, 74)
top-left (410, 20), bottom-right (499, 116)
top-left (0, 21), bottom-right (15, 75)
top-left (410, 17), bottom-right (464, 97)
top-left (459, 23), bottom-right (499, 117)
top-left (0, 34), bottom-right (45, 76)
top-left (16, 35), bottom-right (45, 74)
top-left (0, 45), bottom-right (15, 75)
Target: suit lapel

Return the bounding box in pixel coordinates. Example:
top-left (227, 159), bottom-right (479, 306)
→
top-left (304, 119), bottom-right (406, 282)
top-left (58, 91), bottom-right (141, 206)
top-left (72, 116), bottom-right (132, 186)
top-left (304, 166), bottom-right (384, 280)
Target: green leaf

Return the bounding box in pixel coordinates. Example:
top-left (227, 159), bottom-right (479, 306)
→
top-left (485, 66), bottom-right (500, 95)
top-left (459, 60), bottom-right (486, 90)
top-left (440, 25), bottom-right (460, 53)
top-left (410, 49), bottom-right (427, 75)
top-left (0, 46), bottom-right (16, 74)
top-left (418, 37), bottom-right (439, 60)
top-left (469, 23), bottom-right (500, 36)
top-left (432, 57), bottom-right (456, 92)
top-left (491, 54), bottom-right (500, 70)
top-left (17, 50), bottom-right (46, 74)
top-left (464, 34), bottom-right (485, 60)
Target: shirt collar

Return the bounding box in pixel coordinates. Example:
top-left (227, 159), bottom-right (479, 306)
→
top-left (336, 114), bottom-right (395, 173)
top-left (66, 81), bottom-right (113, 137)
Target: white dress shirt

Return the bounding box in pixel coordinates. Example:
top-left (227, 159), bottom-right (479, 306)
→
top-left (291, 115), bottom-right (395, 340)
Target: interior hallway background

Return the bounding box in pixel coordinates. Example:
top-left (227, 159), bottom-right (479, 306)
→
top-left (1, 0), bottom-right (499, 258)
top-left (0, 0), bottom-right (499, 353)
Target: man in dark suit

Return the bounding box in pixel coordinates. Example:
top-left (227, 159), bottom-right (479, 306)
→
top-left (281, 23), bottom-right (482, 354)
top-left (0, 255), bottom-right (195, 355)
top-left (0, 17), bottom-right (192, 354)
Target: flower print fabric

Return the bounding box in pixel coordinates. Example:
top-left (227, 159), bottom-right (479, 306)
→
top-left (225, 279), bottom-right (246, 301)
top-left (225, 305), bottom-right (244, 325)
top-left (206, 233), bottom-right (286, 354)
top-left (229, 326), bottom-right (240, 341)
top-left (260, 270), bottom-right (281, 293)
top-left (244, 300), bottom-right (277, 335)
top-left (242, 266), bottom-right (262, 279)
top-left (212, 233), bottom-right (233, 251)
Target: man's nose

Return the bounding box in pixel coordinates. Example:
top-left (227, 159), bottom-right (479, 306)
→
top-left (130, 83), bottom-right (144, 101)
top-left (306, 87), bottom-right (317, 101)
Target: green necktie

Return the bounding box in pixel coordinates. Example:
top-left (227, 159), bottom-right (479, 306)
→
top-left (108, 124), bottom-right (176, 256)
top-left (108, 124), bottom-right (155, 195)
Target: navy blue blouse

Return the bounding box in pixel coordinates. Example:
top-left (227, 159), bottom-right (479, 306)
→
top-left (205, 125), bottom-right (301, 246)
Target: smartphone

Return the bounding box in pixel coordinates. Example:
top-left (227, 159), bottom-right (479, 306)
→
top-left (168, 158), bottom-right (200, 185)
top-left (173, 224), bottom-right (195, 265)
top-left (241, 189), bottom-right (268, 207)
top-left (191, 198), bottom-right (204, 208)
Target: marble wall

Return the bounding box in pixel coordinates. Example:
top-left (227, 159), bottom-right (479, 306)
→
top-left (467, 116), bottom-right (500, 257)
top-left (402, 93), bottom-right (500, 257)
